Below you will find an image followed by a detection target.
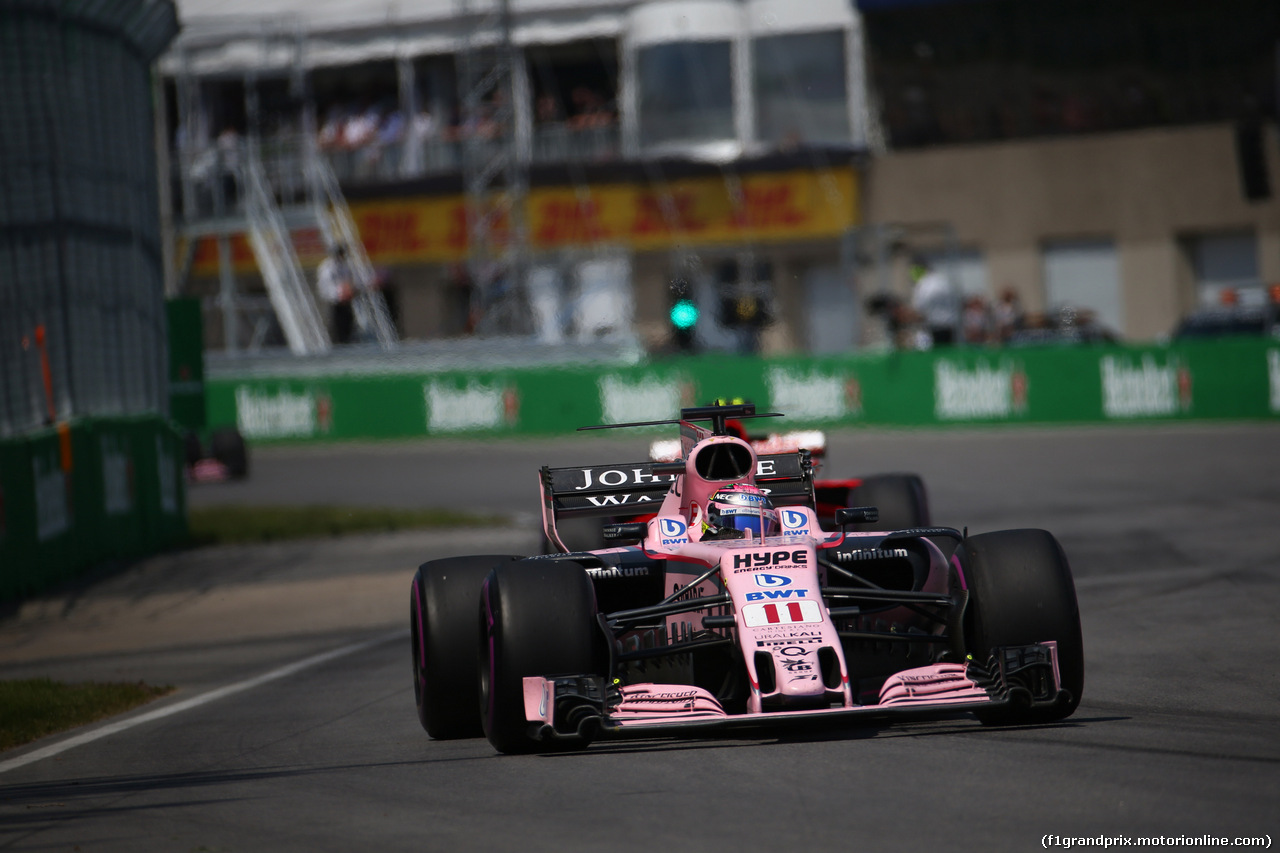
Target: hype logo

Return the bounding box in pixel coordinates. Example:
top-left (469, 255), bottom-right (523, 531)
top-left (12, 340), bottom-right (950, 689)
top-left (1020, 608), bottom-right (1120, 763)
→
top-left (754, 573), bottom-right (792, 588)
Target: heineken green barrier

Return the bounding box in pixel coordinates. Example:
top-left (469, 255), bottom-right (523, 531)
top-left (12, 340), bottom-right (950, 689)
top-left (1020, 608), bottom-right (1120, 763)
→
top-left (0, 417), bottom-right (186, 602)
top-left (205, 339), bottom-right (1280, 443)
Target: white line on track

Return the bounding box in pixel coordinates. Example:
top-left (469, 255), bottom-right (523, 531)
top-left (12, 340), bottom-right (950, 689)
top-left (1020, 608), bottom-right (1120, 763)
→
top-left (0, 629), bottom-right (401, 776)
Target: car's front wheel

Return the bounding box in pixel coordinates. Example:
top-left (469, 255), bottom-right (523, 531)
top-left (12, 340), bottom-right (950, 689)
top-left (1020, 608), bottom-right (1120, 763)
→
top-left (410, 554), bottom-right (521, 739)
top-left (844, 473), bottom-right (930, 531)
top-left (956, 528), bottom-right (1083, 724)
top-left (479, 560), bottom-right (604, 754)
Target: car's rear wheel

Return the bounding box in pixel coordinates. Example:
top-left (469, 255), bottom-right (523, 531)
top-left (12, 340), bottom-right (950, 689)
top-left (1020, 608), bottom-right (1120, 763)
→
top-left (410, 554), bottom-right (521, 739)
top-left (479, 560), bottom-right (603, 754)
top-left (209, 426), bottom-right (249, 479)
top-left (845, 473), bottom-right (930, 531)
top-left (956, 528), bottom-right (1083, 724)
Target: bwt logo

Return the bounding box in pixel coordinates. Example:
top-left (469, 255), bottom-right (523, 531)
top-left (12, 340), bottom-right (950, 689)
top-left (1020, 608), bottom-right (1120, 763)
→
top-left (732, 550), bottom-right (808, 570)
top-left (745, 589), bottom-right (810, 602)
top-left (754, 573), bottom-right (791, 588)
top-left (780, 509), bottom-right (808, 530)
top-left (659, 518), bottom-right (687, 543)
top-left (779, 509), bottom-right (810, 536)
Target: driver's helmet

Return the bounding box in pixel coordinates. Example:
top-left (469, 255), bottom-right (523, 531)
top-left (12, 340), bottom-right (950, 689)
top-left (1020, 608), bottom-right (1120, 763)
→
top-left (704, 483), bottom-right (778, 539)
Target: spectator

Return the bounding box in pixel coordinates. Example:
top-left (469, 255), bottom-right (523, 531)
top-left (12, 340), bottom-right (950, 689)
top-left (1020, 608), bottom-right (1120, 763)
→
top-left (342, 101), bottom-right (380, 150)
top-left (993, 287), bottom-right (1024, 342)
top-left (410, 107), bottom-right (438, 143)
top-left (214, 125), bottom-right (241, 210)
top-left (361, 104), bottom-right (405, 176)
top-left (568, 86), bottom-right (613, 130)
top-left (910, 259), bottom-right (960, 346)
top-left (316, 245), bottom-right (356, 344)
top-left (536, 94), bottom-right (563, 124)
top-left (318, 106), bottom-right (348, 151)
top-left (962, 295), bottom-right (992, 344)
top-left (865, 291), bottom-right (914, 350)
top-left (402, 106), bottom-right (439, 173)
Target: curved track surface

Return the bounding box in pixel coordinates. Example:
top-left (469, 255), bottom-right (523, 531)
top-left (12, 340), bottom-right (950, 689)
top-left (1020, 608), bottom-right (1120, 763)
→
top-left (2, 424), bottom-right (1278, 851)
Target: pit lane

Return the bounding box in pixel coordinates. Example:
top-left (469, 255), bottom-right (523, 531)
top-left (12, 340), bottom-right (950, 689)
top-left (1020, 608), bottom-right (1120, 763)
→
top-left (1, 424), bottom-right (1277, 851)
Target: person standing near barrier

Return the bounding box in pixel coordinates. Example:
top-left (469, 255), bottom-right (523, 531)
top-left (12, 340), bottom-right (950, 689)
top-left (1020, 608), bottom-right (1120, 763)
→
top-left (316, 245), bottom-right (356, 344)
top-left (910, 258), bottom-right (960, 347)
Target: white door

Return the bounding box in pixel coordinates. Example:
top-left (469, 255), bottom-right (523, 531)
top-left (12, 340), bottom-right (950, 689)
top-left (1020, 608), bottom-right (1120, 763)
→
top-left (573, 255), bottom-right (634, 343)
top-left (1043, 240), bottom-right (1123, 335)
top-left (804, 266), bottom-right (857, 352)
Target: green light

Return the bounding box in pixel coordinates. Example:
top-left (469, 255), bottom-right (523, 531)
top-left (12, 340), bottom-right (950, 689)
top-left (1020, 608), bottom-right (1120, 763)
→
top-left (670, 299), bottom-right (699, 330)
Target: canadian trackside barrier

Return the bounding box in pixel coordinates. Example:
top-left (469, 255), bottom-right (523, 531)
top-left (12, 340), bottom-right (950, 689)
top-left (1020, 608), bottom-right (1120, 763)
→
top-left (204, 338), bottom-right (1280, 443)
top-left (0, 417), bottom-right (187, 603)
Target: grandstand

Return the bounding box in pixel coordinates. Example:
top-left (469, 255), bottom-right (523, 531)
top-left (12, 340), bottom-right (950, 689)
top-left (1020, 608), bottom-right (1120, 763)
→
top-left (160, 0), bottom-right (873, 355)
top-left (158, 0), bottom-right (1280, 353)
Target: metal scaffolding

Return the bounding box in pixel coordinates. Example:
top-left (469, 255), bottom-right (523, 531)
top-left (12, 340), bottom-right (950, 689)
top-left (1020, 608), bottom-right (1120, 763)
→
top-left (456, 0), bottom-right (532, 336)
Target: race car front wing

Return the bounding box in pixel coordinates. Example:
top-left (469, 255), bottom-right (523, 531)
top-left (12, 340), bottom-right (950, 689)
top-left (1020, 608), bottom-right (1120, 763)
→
top-left (521, 641), bottom-right (1066, 745)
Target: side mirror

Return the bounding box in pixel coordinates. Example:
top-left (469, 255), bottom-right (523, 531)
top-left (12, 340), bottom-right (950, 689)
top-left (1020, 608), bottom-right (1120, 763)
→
top-left (602, 522), bottom-right (648, 541)
top-left (835, 506), bottom-right (878, 526)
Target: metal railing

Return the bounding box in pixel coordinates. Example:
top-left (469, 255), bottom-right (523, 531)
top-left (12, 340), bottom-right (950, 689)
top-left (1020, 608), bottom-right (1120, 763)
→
top-left (242, 150), bottom-right (332, 355)
top-left (178, 121), bottom-right (623, 195)
top-left (306, 154), bottom-right (399, 348)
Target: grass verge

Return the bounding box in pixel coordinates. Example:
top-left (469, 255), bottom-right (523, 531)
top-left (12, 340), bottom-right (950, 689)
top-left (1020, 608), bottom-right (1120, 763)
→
top-left (0, 679), bottom-right (174, 753)
top-left (187, 505), bottom-right (508, 546)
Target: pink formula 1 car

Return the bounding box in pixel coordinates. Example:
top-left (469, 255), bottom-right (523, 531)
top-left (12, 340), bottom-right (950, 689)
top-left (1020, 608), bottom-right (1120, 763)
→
top-left (410, 402), bottom-right (1083, 754)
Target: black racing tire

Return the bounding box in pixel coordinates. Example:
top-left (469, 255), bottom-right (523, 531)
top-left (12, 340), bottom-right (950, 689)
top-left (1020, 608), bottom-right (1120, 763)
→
top-left (846, 473), bottom-right (930, 531)
top-left (479, 560), bottom-right (603, 754)
top-left (956, 528), bottom-right (1084, 725)
top-left (209, 427), bottom-right (249, 479)
top-left (183, 431), bottom-right (204, 468)
top-left (410, 554), bottom-right (522, 739)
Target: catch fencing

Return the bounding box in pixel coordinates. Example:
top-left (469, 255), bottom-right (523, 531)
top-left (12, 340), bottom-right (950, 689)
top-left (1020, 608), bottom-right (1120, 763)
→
top-left (0, 0), bottom-right (182, 601)
top-left (0, 0), bottom-right (178, 438)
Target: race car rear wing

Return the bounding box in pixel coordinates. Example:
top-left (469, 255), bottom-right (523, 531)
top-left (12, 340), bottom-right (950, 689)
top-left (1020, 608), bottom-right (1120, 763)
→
top-left (539, 451), bottom-right (816, 521)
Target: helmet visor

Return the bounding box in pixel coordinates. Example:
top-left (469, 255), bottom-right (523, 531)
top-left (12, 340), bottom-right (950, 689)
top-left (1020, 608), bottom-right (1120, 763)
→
top-left (713, 505), bottom-right (776, 537)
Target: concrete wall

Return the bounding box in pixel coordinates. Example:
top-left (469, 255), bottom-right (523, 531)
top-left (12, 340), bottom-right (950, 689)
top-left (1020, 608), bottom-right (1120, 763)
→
top-left (865, 122), bottom-right (1280, 340)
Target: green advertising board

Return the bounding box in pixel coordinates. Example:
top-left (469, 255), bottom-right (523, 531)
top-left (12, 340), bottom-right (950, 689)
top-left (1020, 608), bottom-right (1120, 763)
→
top-left (0, 416), bottom-right (187, 602)
top-left (205, 338), bottom-right (1280, 443)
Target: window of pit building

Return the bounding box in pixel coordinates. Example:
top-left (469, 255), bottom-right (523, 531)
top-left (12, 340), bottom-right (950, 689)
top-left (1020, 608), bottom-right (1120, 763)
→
top-left (637, 40), bottom-right (735, 149)
top-left (917, 248), bottom-right (990, 301)
top-left (526, 39), bottom-right (620, 165)
top-left (1185, 231), bottom-right (1263, 309)
top-left (753, 30), bottom-right (851, 149)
